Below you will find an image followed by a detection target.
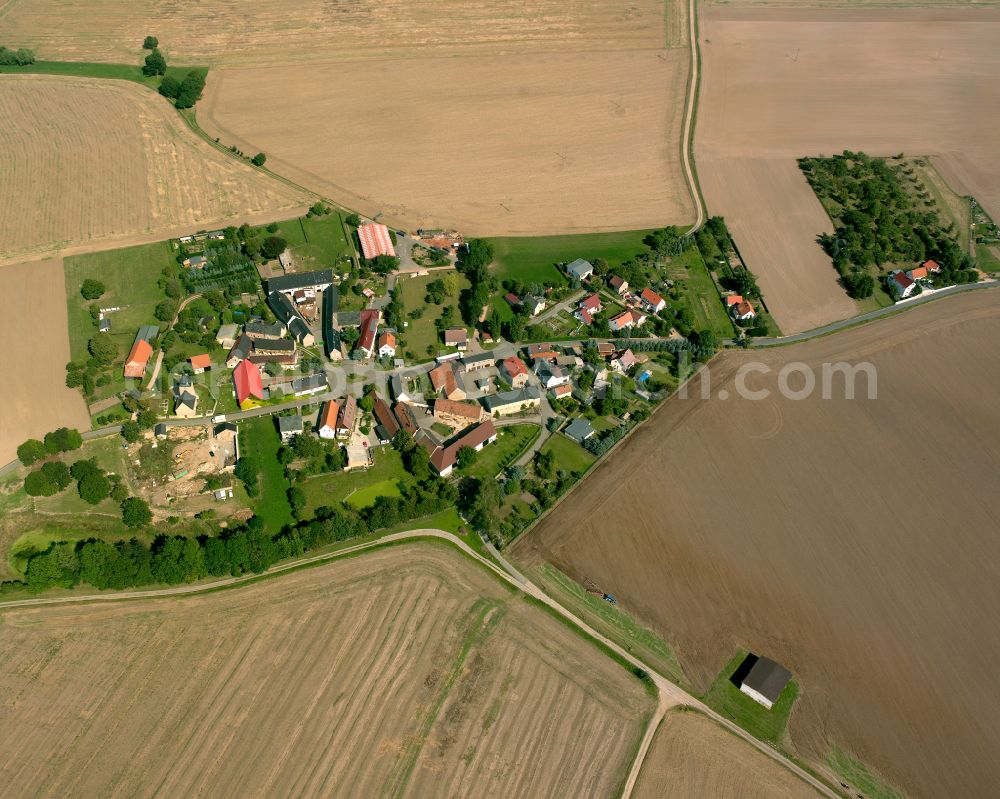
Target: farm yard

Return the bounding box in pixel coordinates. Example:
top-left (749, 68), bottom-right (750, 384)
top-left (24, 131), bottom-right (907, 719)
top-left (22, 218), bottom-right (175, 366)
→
top-left (0, 260), bottom-right (90, 464)
top-left (0, 543), bottom-right (653, 798)
top-left (633, 710), bottom-right (820, 799)
top-left (0, 75), bottom-right (310, 266)
top-left (516, 290), bottom-right (1000, 799)
top-left (696, 5), bottom-right (1000, 334)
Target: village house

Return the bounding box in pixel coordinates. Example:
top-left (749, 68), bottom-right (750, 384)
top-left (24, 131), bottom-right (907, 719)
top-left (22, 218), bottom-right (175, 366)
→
top-left (737, 655), bottom-right (792, 710)
top-left (459, 352), bottom-right (495, 374)
top-left (575, 293), bottom-right (602, 324)
top-left (429, 363), bottom-right (467, 401)
top-left (907, 264), bottom-right (931, 281)
top-left (288, 317), bottom-right (315, 347)
top-left (500, 356), bottom-right (530, 388)
top-left (357, 223), bottom-right (397, 260)
top-left (356, 309), bottom-right (380, 359)
top-left (292, 373), bottom-right (328, 397)
top-left (564, 417), bottom-right (596, 444)
top-left (523, 295), bottom-right (546, 316)
top-left (373, 395), bottom-right (400, 443)
top-left (124, 339), bottom-right (153, 379)
top-left (481, 386), bottom-right (542, 417)
top-left (609, 275), bottom-right (629, 295)
top-left (609, 309), bottom-right (646, 332)
top-left (443, 328), bottom-right (468, 351)
top-left (423, 420), bottom-right (498, 477)
top-left (922, 259), bottom-right (942, 273)
top-left (889, 270), bottom-right (917, 299)
top-left (266, 269), bottom-right (333, 297)
top-left (527, 343), bottom-right (558, 363)
top-left (535, 362), bottom-right (570, 389)
top-left (391, 374), bottom-right (414, 403)
top-left (317, 400), bottom-right (340, 439)
top-left (731, 299), bottom-right (757, 321)
top-left (183, 255), bottom-right (208, 269)
top-left (611, 348), bottom-right (637, 374)
top-left (550, 383), bottom-right (573, 400)
top-left (434, 398), bottom-right (485, 427)
top-left (337, 394), bottom-right (357, 438)
top-left (172, 377), bottom-right (199, 419)
top-left (189, 353), bottom-right (212, 374)
top-left (639, 287), bottom-right (666, 314)
top-left (566, 258), bottom-right (594, 282)
top-left (216, 323), bottom-right (239, 349)
top-left (393, 401), bottom-right (420, 436)
top-left (277, 415), bottom-right (304, 443)
top-left (378, 331), bottom-right (397, 359)
top-left (233, 359), bottom-right (264, 409)
top-left (244, 320), bottom-right (286, 339)
top-left (595, 341), bottom-right (615, 358)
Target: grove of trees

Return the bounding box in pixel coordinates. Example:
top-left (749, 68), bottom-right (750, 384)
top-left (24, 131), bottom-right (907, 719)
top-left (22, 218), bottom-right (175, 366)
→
top-left (0, 46), bottom-right (35, 65)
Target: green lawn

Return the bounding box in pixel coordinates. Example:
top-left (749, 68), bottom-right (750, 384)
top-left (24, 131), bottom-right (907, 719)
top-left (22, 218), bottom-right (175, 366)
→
top-left (239, 417), bottom-right (294, 534)
top-left (669, 247), bottom-right (735, 339)
top-left (398, 272), bottom-right (470, 359)
top-left (701, 650), bottom-right (800, 746)
top-left (540, 432), bottom-right (596, 477)
top-left (0, 61), bottom-right (208, 92)
top-left (460, 425), bottom-right (539, 479)
top-left (269, 212), bottom-right (353, 271)
top-left (827, 747), bottom-right (905, 799)
top-left (528, 562), bottom-right (687, 685)
top-left (64, 240), bottom-right (175, 370)
top-left (976, 243), bottom-right (1000, 275)
top-left (301, 448), bottom-right (411, 516)
top-left (487, 230), bottom-right (654, 285)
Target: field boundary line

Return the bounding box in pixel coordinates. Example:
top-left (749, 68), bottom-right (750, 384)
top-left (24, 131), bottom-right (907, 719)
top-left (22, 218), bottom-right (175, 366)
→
top-left (681, 0), bottom-right (706, 235)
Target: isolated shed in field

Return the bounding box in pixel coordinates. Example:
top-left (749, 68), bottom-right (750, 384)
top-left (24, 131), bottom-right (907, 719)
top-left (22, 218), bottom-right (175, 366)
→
top-left (737, 654), bottom-right (791, 709)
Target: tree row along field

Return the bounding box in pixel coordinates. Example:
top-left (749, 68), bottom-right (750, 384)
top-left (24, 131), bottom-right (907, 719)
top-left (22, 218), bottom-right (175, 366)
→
top-left (515, 291), bottom-right (1000, 799)
top-left (695, 5), bottom-right (1000, 334)
top-left (0, 544), bottom-right (652, 797)
top-left (0, 75), bottom-right (311, 266)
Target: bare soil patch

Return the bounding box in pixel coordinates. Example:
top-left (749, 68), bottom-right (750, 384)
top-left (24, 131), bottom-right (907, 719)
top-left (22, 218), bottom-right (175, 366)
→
top-left (634, 710), bottom-right (819, 799)
top-left (0, 76), bottom-right (311, 265)
top-left (0, 259), bottom-right (89, 464)
top-left (516, 289), bottom-right (1000, 798)
top-left (201, 48), bottom-right (693, 236)
top-left (696, 6), bottom-right (1000, 333)
top-left (0, 543), bottom-right (651, 797)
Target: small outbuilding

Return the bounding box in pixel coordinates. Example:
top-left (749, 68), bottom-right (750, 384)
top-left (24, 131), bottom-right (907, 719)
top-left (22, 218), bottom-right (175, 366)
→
top-left (736, 654), bottom-right (792, 710)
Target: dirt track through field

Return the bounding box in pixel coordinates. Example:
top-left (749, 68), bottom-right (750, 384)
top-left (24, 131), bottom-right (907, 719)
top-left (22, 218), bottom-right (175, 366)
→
top-left (0, 75), bottom-right (311, 265)
top-left (0, 259), bottom-right (89, 464)
top-left (516, 290), bottom-right (1000, 798)
top-left (0, 543), bottom-right (651, 797)
top-left (634, 710), bottom-right (819, 799)
top-left (696, 6), bottom-right (1000, 334)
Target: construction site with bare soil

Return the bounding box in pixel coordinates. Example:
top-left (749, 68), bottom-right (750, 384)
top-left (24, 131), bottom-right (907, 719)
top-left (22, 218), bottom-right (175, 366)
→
top-left (516, 289), bottom-right (1000, 799)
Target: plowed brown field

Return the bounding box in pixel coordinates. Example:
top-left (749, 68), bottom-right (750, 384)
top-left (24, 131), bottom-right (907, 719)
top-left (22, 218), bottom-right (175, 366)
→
top-left (696, 6), bottom-right (1000, 334)
top-left (516, 289), bottom-right (1000, 798)
top-left (0, 543), bottom-right (652, 797)
top-left (0, 76), bottom-right (310, 265)
top-left (0, 259), bottom-right (89, 464)
top-left (634, 710), bottom-right (819, 799)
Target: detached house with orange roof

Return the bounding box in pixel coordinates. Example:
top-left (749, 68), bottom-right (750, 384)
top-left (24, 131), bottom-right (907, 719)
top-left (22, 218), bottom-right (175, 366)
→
top-left (608, 309), bottom-right (646, 332)
top-left (731, 299), bottom-right (757, 322)
top-left (639, 287), bottom-right (666, 314)
top-left (500, 356), bottom-right (530, 389)
top-left (124, 339), bottom-right (153, 379)
top-left (317, 399), bottom-right (340, 439)
top-left (378, 331), bottom-right (396, 359)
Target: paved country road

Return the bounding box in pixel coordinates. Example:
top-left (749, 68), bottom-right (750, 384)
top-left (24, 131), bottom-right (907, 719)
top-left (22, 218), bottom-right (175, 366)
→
top-left (0, 528), bottom-right (838, 799)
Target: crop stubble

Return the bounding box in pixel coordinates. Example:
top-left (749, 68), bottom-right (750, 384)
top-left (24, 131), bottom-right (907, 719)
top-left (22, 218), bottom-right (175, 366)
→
top-left (696, 6), bottom-right (1000, 334)
top-left (0, 75), bottom-right (311, 265)
top-left (0, 544), bottom-right (651, 797)
top-left (516, 290), bottom-right (1000, 798)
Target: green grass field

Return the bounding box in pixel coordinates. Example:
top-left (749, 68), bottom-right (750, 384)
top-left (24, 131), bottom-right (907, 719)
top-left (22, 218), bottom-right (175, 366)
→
top-left (460, 425), bottom-right (539, 479)
top-left (487, 230), bottom-right (654, 285)
top-left (827, 747), bottom-right (905, 799)
top-left (64, 241), bottom-right (175, 364)
top-left (539, 432), bottom-right (596, 477)
top-left (301, 448), bottom-right (411, 516)
top-left (669, 247), bottom-right (735, 339)
top-left (0, 61), bottom-right (208, 92)
top-left (398, 273), bottom-right (470, 359)
top-left (270, 212), bottom-right (352, 270)
top-left (701, 650), bottom-right (800, 746)
top-left (239, 417), bottom-right (294, 534)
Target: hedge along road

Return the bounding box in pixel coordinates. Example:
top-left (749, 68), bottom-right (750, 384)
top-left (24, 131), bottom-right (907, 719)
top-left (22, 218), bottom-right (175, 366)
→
top-left (0, 528), bottom-right (838, 799)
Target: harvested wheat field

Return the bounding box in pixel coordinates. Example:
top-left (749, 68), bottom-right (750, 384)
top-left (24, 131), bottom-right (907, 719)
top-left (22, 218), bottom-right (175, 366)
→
top-left (0, 75), bottom-right (310, 265)
top-left (517, 288), bottom-right (1000, 798)
top-left (696, 6), bottom-right (1000, 334)
top-left (634, 710), bottom-right (819, 799)
top-left (0, 259), bottom-right (89, 464)
top-left (201, 48), bottom-right (692, 235)
top-left (0, 542), bottom-right (651, 797)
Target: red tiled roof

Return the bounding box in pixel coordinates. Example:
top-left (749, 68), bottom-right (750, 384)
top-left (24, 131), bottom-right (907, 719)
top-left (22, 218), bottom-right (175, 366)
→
top-left (609, 275), bottom-right (625, 289)
top-left (922, 259), bottom-right (941, 272)
top-left (393, 402), bottom-right (419, 434)
top-left (725, 294), bottom-right (744, 307)
top-left (893, 271), bottom-right (914, 289)
top-left (373, 395), bottom-right (399, 437)
top-left (338, 394), bottom-right (357, 431)
top-left (429, 420), bottom-right (498, 473)
top-left (233, 359), bottom-right (264, 405)
top-left (318, 399), bottom-right (339, 431)
top-left (579, 308), bottom-right (593, 325)
top-left (189, 353), bottom-right (211, 369)
top-left (357, 309), bottom-right (379, 354)
top-left (734, 300), bottom-right (756, 318)
top-left (505, 292), bottom-right (520, 305)
top-left (551, 384), bottom-right (572, 397)
top-left (579, 294), bottom-right (601, 311)
top-left (443, 328), bottom-right (468, 345)
top-left (640, 287), bottom-right (664, 307)
top-left (435, 398), bottom-right (482, 421)
top-left (908, 266), bottom-right (928, 280)
top-left (502, 356), bottom-right (529, 379)
top-left (378, 331), bottom-right (396, 349)
top-left (357, 223), bottom-right (396, 260)
top-left (124, 339), bottom-right (153, 378)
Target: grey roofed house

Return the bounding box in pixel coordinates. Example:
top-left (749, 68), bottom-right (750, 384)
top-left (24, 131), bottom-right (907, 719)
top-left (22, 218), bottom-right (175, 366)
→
top-left (244, 320), bottom-right (285, 338)
top-left (481, 386), bottom-right (542, 414)
top-left (154, 423), bottom-right (168, 438)
top-left (460, 352), bottom-right (495, 372)
top-left (390, 374), bottom-right (412, 403)
top-left (563, 418), bottom-right (595, 444)
top-left (322, 285), bottom-right (340, 357)
top-left (173, 388), bottom-right (197, 410)
top-left (288, 317), bottom-right (312, 343)
top-left (268, 290), bottom-right (301, 325)
top-left (566, 258), bottom-right (594, 280)
top-left (251, 336), bottom-right (296, 354)
top-left (277, 414), bottom-right (304, 438)
top-left (739, 656), bottom-right (792, 709)
top-left (336, 311), bottom-right (362, 328)
top-left (216, 323), bottom-right (239, 345)
top-left (228, 334), bottom-right (254, 361)
top-left (292, 372), bottom-right (329, 395)
top-left (136, 325), bottom-right (160, 344)
top-left (198, 315), bottom-right (215, 329)
top-left (266, 269), bottom-right (334, 295)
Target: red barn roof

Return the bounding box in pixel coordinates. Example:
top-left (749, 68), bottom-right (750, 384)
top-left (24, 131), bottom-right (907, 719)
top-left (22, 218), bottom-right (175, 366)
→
top-left (357, 223), bottom-right (396, 260)
top-left (233, 359), bottom-right (264, 405)
top-left (124, 339), bottom-right (153, 379)
top-left (357, 309), bottom-right (379, 355)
